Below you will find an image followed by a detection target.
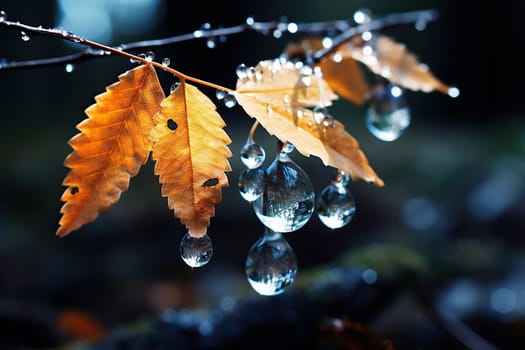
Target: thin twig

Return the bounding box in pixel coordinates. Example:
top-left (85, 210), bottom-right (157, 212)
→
top-left (0, 9), bottom-right (438, 71)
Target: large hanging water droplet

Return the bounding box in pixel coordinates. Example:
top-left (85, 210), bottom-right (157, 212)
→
top-left (180, 232), bottom-right (213, 268)
top-left (365, 83), bottom-right (411, 142)
top-left (240, 140), bottom-right (265, 169)
top-left (245, 229), bottom-right (297, 296)
top-left (0, 10), bottom-right (7, 22)
top-left (238, 168), bottom-right (266, 202)
top-left (316, 172), bottom-right (356, 229)
top-left (252, 145), bottom-right (315, 232)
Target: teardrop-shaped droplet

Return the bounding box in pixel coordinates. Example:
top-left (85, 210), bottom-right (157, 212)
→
top-left (180, 232), bottom-right (213, 268)
top-left (316, 172), bottom-right (356, 229)
top-left (215, 89), bottom-right (226, 100)
top-left (245, 229), bottom-right (297, 296)
top-left (365, 83), bottom-right (410, 142)
top-left (238, 167), bottom-right (266, 202)
top-left (240, 140), bottom-right (266, 169)
top-left (253, 150), bottom-right (315, 232)
top-left (0, 11), bottom-right (7, 22)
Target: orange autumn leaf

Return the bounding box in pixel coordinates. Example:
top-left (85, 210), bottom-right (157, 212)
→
top-left (150, 81), bottom-right (232, 237)
top-left (344, 34), bottom-right (450, 94)
top-left (57, 64), bottom-right (165, 236)
top-left (235, 59), bottom-right (383, 186)
top-left (286, 39), bottom-right (370, 105)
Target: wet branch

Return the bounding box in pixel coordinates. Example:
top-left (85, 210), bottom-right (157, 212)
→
top-left (0, 9), bottom-right (438, 71)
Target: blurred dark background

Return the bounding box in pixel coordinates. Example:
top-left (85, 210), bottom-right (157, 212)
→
top-left (0, 1), bottom-right (524, 349)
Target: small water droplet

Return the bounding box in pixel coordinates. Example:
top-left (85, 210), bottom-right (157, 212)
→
top-left (280, 141), bottom-right (295, 154)
top-left (215, 89), bottom-right (226, 100)
top-left (0, 10), bottom-right (8, 22)
top-left (353, 8), bottom-right (372, 24)
top-left (316, 172), bottom-right (356, 229)
top-left (240, 141), bottom-right (266, 169)
top-left (162, 57), bottom-right (171, 67)
top-left (144, 51), bottom-right (154, 62)
top-left (252, 150), bottom-right (314, 232)
top-left (130, 57), bottom-right (138, 64)
top-left (236, 63), bottom-right (248, 79)
top-left (206, 38), bottom-right (216, 49)
top-left (415, 18), bottom-right (428, 31)
top-left (170, 81), bottom-right (180, 93)
top-left (365, 83), bottom-right (411, 141)
top-left (223, 93), bottom-right (237, 108)
top-left (180, 232), bottom-right (213, 268)
top-left (272, 30), bottom-right (282, 39)
top-left (20, 31), bottom-right (30, 41)
top-left (246, 16), bottom-right (255, 26)
top-left (238, 168), bottom-right (266, 201)
top-left (245, 229), bottom-right (297, 296)
top-left (65, 63), bottom-right (75, 73)
top-left (287, 22), bottom-right (298, 34)
top-left (448, 86), bottom-right (460, 98)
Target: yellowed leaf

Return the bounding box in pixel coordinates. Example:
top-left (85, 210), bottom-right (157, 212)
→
top-left (235, 59), bottom-right (383, 187)
top-left (344, 35), bottom-right (450, 94)
top-left (150, 81), bottom-right (232, 237)
top-left (286, 39), bottom-right (370, 105)
top-left (57, 64), bottom-right (165, 236)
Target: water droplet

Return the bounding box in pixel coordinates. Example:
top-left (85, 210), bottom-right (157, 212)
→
top-left (365, 83), bottom-right (411, 142)
top-left (448, 86), bottom-right (460, 98)
top-left (245, 229), bottom-right (297, 296)
top-left (238, 168), bottom-right (266, 202)
top-left (20, 31), bottom-right (30, 41)
top-left (280, 141), bottom-right (295, 154)
top-left (316, 172), bottom-right (356, 229)
top-left (180, 232), bottom-right (213, 268)
top-left (252, 149), bottom-right (315, 232)
top-left (236, 63), bottom-right (248, 79)
top-left (353, 8), bottom-right (372, 24)
top-left (215, 89), bottom-right (226, 100)
top-left (130, 57), bottom-right (138, 64)
top-left (287, 22), bottom-right (298, 34)
top-left (240, 140), bottom-right (266, 169)
top-left (206, 38), bottom-right (216, 49)
top-left (246, 16), bottom-right (255, 26)
top-left (223, 93), bottom-right (237, 108)
top-left (145, 51), bottom-right (154, 62)
top-left (0, 10), bottom-right (7, 22)
top-left (272, 30), bottom-right (282, 39)
top-left (170, 81), bottom-right (180, 93)
top-left (65, 63), bottom-right (75, 73)
top-left (162, 57), bottom-right (171, 67)
top-left (415, 18), bottom-right (427, 31)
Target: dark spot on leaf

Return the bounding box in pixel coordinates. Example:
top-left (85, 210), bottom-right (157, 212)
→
top-left (203, 178), bottom-right (219, 187)
top-left (167, 119), bottom-right (178, 131)
top-left (71, 187), bottom-right (79, 195)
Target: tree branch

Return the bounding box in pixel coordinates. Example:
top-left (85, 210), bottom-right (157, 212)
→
top-left (0, 9), bottom-right (439, 71)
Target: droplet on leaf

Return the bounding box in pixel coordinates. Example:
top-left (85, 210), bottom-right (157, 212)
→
top-left (252, 149), bottom-right (315, 233)
top-left (236, 63), bottom-right (248, 80)
top-left (316, 172), bottom-right (356, 229)
top-left (245, 229), bottom-right (297, 296)
top-left (238, 168), bottom-right (266, 202)
top-left (162, 57), bottom-right (171, 67)
top-left (180, 232), bottom-right (213, 268)
top-left (216, 89), bottom-right (226, 100)
top-left (365, 83), bottom-right (411, 141)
